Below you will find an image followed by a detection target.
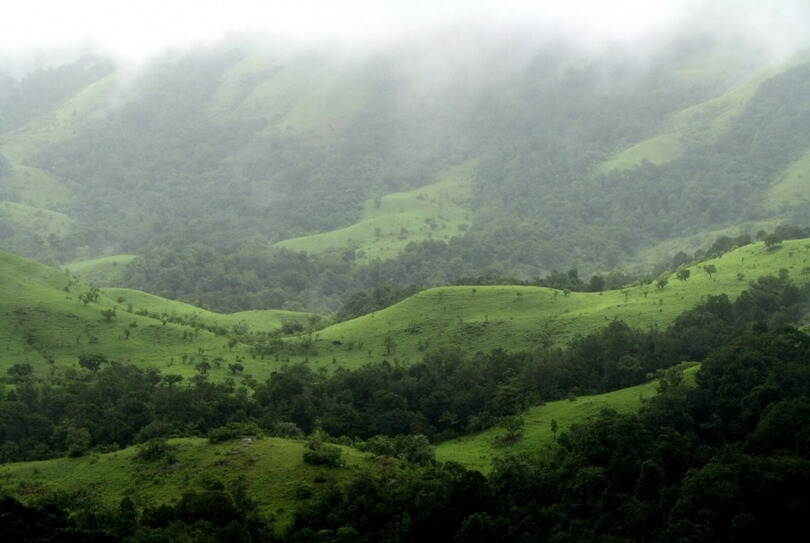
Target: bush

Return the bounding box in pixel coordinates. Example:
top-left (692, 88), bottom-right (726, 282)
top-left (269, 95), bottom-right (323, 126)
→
top-left (137, 438), bottom-right (170, 462)
top-left (303, 443), bottom-right (343, 467)
top-left (207, 421), bottom-right (262, 443)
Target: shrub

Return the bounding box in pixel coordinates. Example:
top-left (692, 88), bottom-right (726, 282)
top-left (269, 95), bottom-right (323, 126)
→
top-left (303, 443), bottom-right (343, 467)
top-left (207, 421), bottom-right (262, 444)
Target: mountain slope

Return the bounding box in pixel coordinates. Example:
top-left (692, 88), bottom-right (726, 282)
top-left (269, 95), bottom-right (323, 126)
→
top-left (2, 34), bottom-right (810, 312)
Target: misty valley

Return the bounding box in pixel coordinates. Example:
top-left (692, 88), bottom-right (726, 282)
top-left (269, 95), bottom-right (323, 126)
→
top-left (2, 19), bottom-right (810, 543)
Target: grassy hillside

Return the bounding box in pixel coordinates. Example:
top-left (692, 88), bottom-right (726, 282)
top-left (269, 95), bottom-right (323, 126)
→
top-left (275, 160), bottom-right (475, 262)
top-left (599, 47), bottom-right (810, 174)
top-left (0, 436), bottom-right (370, 527)
top-left (66, 254), bottom-right (137, 286)
top-left (0, 201), bottom-right (71, 238)
top-left (3, 239), bottom-right (808, 380)
top-left (0, 251), bottom-right (313, 382)
top-left (295, 239), bottom-right (810, 371)
top-left (209, 48), bottom-right (368, 139)
top-left (436, 364), bottom-right (699, 473)
top-left (102, 287), bottom-right (318, 333)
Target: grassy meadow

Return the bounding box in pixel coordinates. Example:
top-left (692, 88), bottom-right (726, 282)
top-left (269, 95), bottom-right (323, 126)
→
top-left (293, 239), bottom-right (810, 371)
top-left (0, 436), bottom-right (371, 527)
top-left (67, 254), bottom-right (137, 286)
top-left (3, 239), bottom-right (808, 382)
top-left (0, 250), bottom-right (314, 383)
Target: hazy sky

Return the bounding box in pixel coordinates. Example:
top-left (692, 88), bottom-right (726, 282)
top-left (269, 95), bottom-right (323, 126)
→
top-left (2, 0), bottom-right (809, 62)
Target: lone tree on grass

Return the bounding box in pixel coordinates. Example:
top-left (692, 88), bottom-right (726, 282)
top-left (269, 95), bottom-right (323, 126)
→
top-left (676, 267), bottom-right (691, 281)
top-left (764, 232), bottom-right (783, 250)
top-left (703, 264), bottom-right (717, 278)
top-left (101, 308), bottom-right (116, 322)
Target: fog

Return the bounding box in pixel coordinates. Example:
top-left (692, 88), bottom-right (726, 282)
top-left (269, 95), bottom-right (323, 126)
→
top-left (2, 0), bottom-right (809, 73)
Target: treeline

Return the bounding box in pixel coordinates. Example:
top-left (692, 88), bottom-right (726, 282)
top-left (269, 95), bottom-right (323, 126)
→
top-left (2, 273), bottom-right (805, 463)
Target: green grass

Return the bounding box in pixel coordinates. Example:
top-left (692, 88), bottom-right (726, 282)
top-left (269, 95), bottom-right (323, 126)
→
top-left (0, 201), bottom-right (71, 238)
top-left (66, 255), bottom-right (137, 286)
top-left (290, 239), bottom-right (810, 371)
top-left (209, 49), bottom-right (367, 139)
top-left (766, 146), bottom-right (810, 212)
top-left (0, 251), bottom-right (315, 382)
top-left (435, 365), bottom-right (700, 473)
top-left (3, 239), bottom-right (809, 381)
top-left (599, 133), bottom-right (682, 171)
top-left (0, 436), bottom-right (371, 527)
top-left (275, 160), bottom-right (475, 262)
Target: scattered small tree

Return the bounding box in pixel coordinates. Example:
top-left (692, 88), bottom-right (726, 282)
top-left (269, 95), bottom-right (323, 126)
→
top-left (101, 308), bottom-right (116, 322)
top-left (703, 264), bottom-right (717, 278)
top-left (383, 335), bottom-right (396, 355)
top-left (162, 374), bottom-right (183, 388)
top-left (495, 416), bottom-right (525, 446)
top-left (228, 362), bottom-right (244, 375)
top-left (676, 267), bottom-right (691, 281)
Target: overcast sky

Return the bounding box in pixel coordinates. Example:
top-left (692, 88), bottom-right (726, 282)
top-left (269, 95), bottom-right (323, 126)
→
top-left (2, 1), bottom-right (809, 63)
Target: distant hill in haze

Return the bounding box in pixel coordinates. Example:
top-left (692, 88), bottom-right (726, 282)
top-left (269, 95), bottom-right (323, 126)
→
top-left (2, 29), bottom-right (810, 312)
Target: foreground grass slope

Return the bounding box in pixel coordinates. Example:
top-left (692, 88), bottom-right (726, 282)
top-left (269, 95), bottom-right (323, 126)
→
top-left (297, 239), bottom-right (810, 370)
top-left (0, 436), bottom-right (370, 527)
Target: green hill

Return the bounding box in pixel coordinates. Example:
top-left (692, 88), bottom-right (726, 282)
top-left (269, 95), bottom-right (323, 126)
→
top-left (66, 254), bottom-right (137, 286)
top-left (4, 238), bottom-right (808, 379)
top-left (0, 251), bottom-right (313, 381)
top-left (0, 436), bottom-right (370, 527)
top-left (275, 160), bottom-right (475, 262)
top-left (288, 239), bottom-right (810, 371)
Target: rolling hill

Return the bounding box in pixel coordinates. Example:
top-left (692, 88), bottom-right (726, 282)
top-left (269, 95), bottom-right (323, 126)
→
top-left (0, 250), bottom-right (315, 381)
top-left (3, 238), bottom-right (808, 381)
